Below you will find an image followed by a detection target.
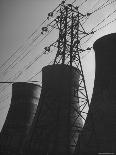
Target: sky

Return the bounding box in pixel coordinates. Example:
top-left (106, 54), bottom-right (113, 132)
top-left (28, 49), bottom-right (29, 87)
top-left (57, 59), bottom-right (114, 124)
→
top-left (0, 0), bottom-right (116, 130)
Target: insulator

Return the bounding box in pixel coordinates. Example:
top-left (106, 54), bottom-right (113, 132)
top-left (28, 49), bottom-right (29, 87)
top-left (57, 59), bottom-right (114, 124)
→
top-left (68, 4), bottom-right (72, 7)
top-left (61, 1), bottom-right (65, 4)
top-left (91, 31), bottom-right (94, 34)
top-left (44, 46), bottom-right (50, 52)
top-left (86, 12), bottom-right (92, 16)
top-left (86, 47), bottom-right (91, 50)
top-left (75, 6), bottom-right (79, 10)
top-left (42, 27), bottom-right (48, 32)
top-left (48, 12), bottom-right (53, 17)
top-left (74, 40), bottom-right (80, 46)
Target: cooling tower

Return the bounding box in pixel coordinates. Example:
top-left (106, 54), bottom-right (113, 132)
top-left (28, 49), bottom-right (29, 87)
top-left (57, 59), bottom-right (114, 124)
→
top-left (23, 64), bottom-right (83, 155)
top-left (0, 82), bottom-right (41, 155)
top-left (74, 33), bottom-right (116, 155)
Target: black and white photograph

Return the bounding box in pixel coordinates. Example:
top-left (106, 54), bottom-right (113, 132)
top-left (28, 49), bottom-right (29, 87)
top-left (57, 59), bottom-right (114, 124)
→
top-left (0, 0), bottom-right (116, 154)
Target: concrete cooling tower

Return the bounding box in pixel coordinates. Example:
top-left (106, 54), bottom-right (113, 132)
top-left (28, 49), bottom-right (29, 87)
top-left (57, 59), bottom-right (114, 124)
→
top-left (74, 33), bottom-right (116, 155)
top-left (23, 64), bottom-right (83, 155)
top-left (0, 82), bottom-right (41, 155)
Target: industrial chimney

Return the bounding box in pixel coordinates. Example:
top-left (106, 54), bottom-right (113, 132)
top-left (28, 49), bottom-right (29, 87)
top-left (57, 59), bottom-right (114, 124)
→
top-left (23, 64), bottom-right (83, 155)
top-left (74, 33), bottom-right (116, 154)
top-left (0, 82), bottom-right (41, 155)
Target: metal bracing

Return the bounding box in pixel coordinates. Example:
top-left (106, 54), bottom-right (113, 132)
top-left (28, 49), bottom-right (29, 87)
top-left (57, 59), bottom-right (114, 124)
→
top-left (43, 2), bottom-right (91, 153)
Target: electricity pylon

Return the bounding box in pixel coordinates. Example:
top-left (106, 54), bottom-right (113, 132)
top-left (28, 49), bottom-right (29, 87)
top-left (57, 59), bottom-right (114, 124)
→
top-left (43, 1), bottom-right (91, 153)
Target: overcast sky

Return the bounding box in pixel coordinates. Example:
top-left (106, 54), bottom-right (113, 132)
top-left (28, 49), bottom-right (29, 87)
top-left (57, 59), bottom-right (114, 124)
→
top-left (0, 0), bottom-right (116, 130)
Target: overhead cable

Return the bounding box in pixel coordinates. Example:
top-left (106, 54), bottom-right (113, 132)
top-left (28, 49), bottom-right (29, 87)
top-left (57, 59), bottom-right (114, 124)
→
top-left (91, 0), bottom-right (116, 14)
top-left (92, 9), bottom-right (116, 32)
top-left (0, 0), bottom-right (62, 74)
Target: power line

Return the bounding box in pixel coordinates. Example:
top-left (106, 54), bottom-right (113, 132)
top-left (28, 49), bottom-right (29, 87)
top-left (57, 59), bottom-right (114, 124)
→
top-left (95, 17), bottom-right (116, 32)
top-left (0, 0), bottom-right (116, 111)
top-left (91, 0), bottom-right (116, 14)
top-left (0, 42), bottom-right (55, 96)
top-left (0, 25), bottom-right (55, 79)
top-left (78, 0), bottom-right (88, 7)
top-left (0, 0), bottom-right (115, 78)
top-left (0, 2), bottom-right (67, 102)
top-left (0, 32), bottom-right (41, 72)
top-left (80, 5), bottom-right (116, 45)
top-left (89, 0), bottom-right (105, 11)
top-left (0, 1), bottom-right (62, 75)
top-left (0, 34), bottom-right (40, 76)
top-left (28, 59), bottom-right (54, 82)
top-left (0, 38), bottom-right (56, 90)
top-left (0, 32), bottom-right (42, 75)
top-left (81, 14), bottom-right (116, 47)
top-left (0, 1), bottom-right (87, 80)
top-left (82, 0), bottom-right (116, 25)
top-left (92, 8), bottom-right (116, 32)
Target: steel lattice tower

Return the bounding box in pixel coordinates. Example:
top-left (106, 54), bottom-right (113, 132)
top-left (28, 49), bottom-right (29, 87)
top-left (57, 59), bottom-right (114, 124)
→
top-left (52, 2), bottom-right (90, 152)
top-left (45, 1), bottom-right (91, 153)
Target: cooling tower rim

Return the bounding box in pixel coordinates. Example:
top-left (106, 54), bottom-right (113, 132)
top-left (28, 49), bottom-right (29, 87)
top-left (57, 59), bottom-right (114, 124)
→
top-left (93, 33), bottom-right (116, 51)
top-left (42, 64), bottom-right (81, 74)
top-left (12, 82), bottom-right (41, 88)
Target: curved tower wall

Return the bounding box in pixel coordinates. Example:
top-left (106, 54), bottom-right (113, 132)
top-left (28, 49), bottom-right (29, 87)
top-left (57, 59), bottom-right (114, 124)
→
top-left (24, 64), bottom-right (83, 155)
top-left (0, 82), bottom-right (41, 154)
top-left (75, 33), bottom-right (116, 154)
